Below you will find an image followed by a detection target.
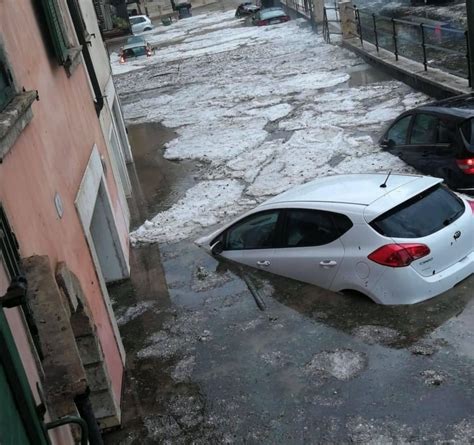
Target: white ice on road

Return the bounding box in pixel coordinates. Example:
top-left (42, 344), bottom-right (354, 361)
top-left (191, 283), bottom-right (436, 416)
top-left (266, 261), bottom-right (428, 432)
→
top-left (113, 11), bottom-right (428, 244)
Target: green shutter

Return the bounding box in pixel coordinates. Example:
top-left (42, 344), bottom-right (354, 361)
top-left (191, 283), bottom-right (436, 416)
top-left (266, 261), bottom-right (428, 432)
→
top-left (0, 308), bottom-right (49, 444)
top-left (40, 0), bottom-right (69, 64)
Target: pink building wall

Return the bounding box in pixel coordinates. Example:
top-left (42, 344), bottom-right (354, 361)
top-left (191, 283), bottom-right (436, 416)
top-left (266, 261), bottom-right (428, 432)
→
top-left (0, 0), bottom-right (127, 406)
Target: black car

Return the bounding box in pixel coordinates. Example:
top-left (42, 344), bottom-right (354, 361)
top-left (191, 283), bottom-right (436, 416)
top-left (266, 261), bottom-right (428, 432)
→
top-left (235, 2), bottom-right (260, 17)
top-left (380, 94), bottom-right (474, 194)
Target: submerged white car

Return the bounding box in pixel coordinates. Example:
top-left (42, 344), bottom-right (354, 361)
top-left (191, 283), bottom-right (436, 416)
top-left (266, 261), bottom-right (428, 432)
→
top-left (198, 174), bottom-right (474, 305)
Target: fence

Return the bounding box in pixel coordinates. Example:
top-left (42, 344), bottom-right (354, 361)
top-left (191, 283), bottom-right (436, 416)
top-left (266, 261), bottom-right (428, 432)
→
top-left (336, 5), bottom-right (471, 86)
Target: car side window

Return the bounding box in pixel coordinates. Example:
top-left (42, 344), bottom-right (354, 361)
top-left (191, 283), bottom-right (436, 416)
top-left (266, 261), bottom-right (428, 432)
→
top-left (225, 211), bottom-right (279, 250)
top-left (410, 114), bottom-right (438, 145)
top-left (283, 209), bottom-right (343, 248)
top-left (437, 119), bottom-right (457, 144)
top-left (386, 115), bottom-right (411, 146)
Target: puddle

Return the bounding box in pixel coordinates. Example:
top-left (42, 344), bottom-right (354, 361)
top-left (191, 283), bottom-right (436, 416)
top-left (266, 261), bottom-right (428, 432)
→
top-left (347, 62), bottom-right (392, 87)
top-left (127, 122), bottom-right (198, 229)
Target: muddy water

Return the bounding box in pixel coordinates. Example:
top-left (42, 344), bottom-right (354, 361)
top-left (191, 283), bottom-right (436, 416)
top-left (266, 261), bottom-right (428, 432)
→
top-left (347, 62), bottom-right (392, 87)
top-left (127, 122), bottom-right (198, 229)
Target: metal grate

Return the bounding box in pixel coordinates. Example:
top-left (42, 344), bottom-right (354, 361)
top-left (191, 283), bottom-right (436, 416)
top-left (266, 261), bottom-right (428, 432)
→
top-left (0, 206), bottom-right (21, 281)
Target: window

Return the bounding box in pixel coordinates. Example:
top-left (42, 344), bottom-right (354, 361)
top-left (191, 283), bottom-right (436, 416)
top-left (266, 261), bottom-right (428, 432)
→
top-left (437, 119), bottom-right (457, 144)
top-left (130, 17), bottom-right (145, 25)
top-left (386, 115), bottom-right (411, 145)
top-left (123, 46), bottom-right (147, 58)
top-left (283, 210), bottom-right (350, 247)
top-left (460, 118), bottom-right (474, 152)
top-left (0, 51), bottom-right (14, 112)
top-left (410, 114), bottom-right (438, 145)
top-left (370, 185), bottom-right (465, 238)
top-left (39, 0), bottom-right (70, 64)
top-left (225, 211), bottom-right (279, 250)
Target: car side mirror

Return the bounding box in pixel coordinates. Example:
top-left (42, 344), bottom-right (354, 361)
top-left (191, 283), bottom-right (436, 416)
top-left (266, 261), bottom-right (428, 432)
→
top-left (380, 138), bottom-right (395, 149)
top-left (211, 240), bottom-right (224, 256)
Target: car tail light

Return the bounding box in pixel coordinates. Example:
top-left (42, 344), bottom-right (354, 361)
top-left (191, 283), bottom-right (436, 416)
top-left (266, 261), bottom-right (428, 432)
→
top-left (281, 16), bottom-right (290, 21)
top-left (147, 50), bottom-right (152, 57)
top-left (468, 201), bottom-right (474, 213)
top-left (368, 243), bottom-right (430, 267)
top-left (257, 19), bottom-right (268, 25)
top-left (120, 56), bottom-right (125, 64)
top-left (456, 158), bottom-right (474, 174)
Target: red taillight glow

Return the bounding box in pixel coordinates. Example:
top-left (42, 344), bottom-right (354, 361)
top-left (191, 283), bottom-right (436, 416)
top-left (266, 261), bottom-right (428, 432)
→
top-left (368, 243), bottom-right (430, 267)
top-left (257, 19), bottom-right (268, 25)
top-left (456, 158), bottom-right (474, 174)
top-left (468, 201), bottom-right (474, 213)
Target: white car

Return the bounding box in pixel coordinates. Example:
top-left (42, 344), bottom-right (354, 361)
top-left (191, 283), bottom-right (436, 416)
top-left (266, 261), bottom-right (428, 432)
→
top-left (198, 174), bottom-right (474, 305)
top-left (129, 15), bottom-right (153, 34)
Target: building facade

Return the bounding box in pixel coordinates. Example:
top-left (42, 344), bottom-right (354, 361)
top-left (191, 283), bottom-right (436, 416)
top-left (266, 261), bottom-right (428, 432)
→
top-left (0, 0), bottom-right (132, 442)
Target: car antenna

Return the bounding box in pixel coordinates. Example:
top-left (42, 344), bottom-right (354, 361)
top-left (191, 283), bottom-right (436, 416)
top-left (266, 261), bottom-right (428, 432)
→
top-left (380, 170), bottom-right (392, 188)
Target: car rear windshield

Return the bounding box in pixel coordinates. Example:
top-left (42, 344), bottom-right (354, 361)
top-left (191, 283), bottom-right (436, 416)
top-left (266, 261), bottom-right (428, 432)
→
top-left (260, 9), bottom-right (285, 19)
top-left (123, 46), bottom-right (147, 58)
top-left (370, 185), bottom-right (465, 238)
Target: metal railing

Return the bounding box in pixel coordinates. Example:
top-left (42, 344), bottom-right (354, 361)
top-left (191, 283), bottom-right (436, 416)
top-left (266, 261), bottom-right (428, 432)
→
top-left (323, 5), bottom-right (342, 43)
top-left (353, 7), bottom-right (470, 86)
top-left (283, 0), bottom-right (312, 19)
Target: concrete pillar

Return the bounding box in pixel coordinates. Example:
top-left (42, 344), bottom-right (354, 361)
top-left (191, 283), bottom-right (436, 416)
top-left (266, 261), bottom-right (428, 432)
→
top-left (312, 0), bottom-right (324, 24)
top-left (339, 0), bottom-right (357, 40)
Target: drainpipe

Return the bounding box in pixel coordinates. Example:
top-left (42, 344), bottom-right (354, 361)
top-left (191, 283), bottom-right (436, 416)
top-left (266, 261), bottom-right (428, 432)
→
top-left (67, 0), bottom-right (104, 116)
top-left (74, 389), bottom-right (104, 445)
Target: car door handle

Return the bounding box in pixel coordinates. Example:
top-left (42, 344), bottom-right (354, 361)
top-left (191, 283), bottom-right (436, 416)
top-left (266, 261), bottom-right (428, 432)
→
top-left (256, 260), bottom-right (270, 267)
top-left (320, 260), bottom-right (337, 268)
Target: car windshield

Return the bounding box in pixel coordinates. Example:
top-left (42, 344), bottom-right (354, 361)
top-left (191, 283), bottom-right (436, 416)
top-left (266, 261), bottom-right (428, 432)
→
top-left (129, 17), bottom-right (143, 25)
top-left (123, 46), bottom-right (147, 58)
top-left (370, 185), bottom-right (465, 238)
top-left (260, 8), bottom-right (285, 19)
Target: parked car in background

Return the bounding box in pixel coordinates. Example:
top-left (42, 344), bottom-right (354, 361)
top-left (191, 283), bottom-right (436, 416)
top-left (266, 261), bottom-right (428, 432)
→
top-left (129, 15), bottom-right (154, 34)
top-left (235, 2), bottom-right (260, 17)
top-left (119, 39), bottom-right (153, 63)
top-left (197, 174), bottom-right (474, 305)
top-left (252, 7), bottom-right (290, 26)
top-left (380, 94), bottom-right (474, 195)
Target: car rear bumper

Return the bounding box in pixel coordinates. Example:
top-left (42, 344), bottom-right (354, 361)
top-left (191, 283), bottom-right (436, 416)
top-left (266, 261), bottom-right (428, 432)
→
top-left (367, 251), bottom-right (474, 305)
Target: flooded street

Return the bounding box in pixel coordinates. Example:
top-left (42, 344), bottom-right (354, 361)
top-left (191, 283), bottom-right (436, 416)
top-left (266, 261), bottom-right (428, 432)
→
top-left (105, 3), bottom-right (474, 443)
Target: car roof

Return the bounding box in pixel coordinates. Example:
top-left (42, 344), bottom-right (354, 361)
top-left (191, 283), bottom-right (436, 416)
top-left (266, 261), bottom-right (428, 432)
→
top-left (129, 15), bottom-right (147, 18)
top-left (260, 174), bottom-right (441, 209)
top-left (415, 93), bottom-right (474, 119)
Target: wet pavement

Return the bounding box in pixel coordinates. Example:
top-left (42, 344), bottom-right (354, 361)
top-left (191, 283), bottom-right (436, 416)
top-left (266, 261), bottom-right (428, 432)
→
top-left (104, 3), bottom-right (474, 443)
top-left (104, 119), bottom-right (474, 444)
